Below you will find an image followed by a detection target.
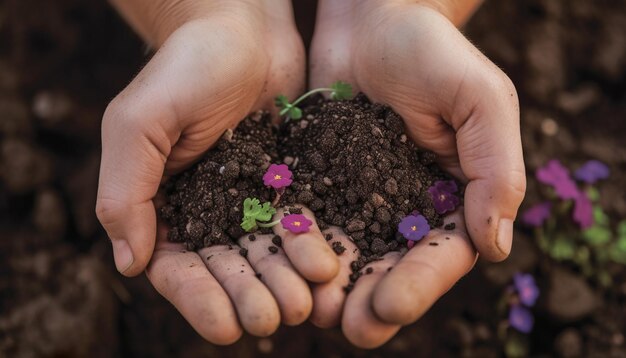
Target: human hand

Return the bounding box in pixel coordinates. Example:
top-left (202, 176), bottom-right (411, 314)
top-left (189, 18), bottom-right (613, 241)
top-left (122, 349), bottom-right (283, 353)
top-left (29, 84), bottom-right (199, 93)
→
top-left (96, 0), bottom-right (339, 343)
top-left (308, 0), bottom-right (525, 347)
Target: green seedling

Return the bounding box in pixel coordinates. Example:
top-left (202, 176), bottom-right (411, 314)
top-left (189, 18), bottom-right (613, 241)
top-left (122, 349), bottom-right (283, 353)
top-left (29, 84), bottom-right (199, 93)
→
top-left (275, 81), bottom-right (353, 119)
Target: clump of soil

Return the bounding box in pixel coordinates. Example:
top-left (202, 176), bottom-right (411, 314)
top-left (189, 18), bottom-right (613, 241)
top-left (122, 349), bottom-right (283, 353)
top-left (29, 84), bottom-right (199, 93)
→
top-left (278, 94), bottom-right (452, 260)
top-left (161, 95), bottom-right (456, 257)
top-left (160, 112), bottom-right (278, 250)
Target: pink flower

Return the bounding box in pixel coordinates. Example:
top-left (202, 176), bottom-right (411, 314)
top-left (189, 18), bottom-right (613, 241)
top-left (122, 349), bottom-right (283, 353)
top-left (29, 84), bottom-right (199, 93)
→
top-left (573, 191), bottom-right (593, 229)
top-left (263, 164), bottom-right (293, 189)
top-left (281, 214), bottom-right (312, 234)
top-left (536, 160), bottom-right (578, 199)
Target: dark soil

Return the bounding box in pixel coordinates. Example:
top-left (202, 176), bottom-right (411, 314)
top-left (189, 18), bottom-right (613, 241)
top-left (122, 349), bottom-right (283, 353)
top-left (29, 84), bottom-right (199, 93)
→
top-left (161, 95), bottom-right (453, 261)
top-left (160, 112), bottom-right (278, 250)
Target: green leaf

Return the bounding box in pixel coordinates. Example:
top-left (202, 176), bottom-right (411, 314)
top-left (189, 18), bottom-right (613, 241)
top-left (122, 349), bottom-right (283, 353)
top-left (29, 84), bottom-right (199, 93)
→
top-left (617, 220), bottom-right (626, 240)
top-left (274, 94), bottom-right (290, 109)
top-left (256, 202), bottom-right (276, 222)
top-left (550, 237), bottom-right (576, 260)
top-left (504, 334), bottom-right (528, 358)
top-left (241, 216), bottom-right (258, 232)
top-left (582, 226), bottom-right (611, 246)
top-left (243, 197), bottom-right (262, 218)
top-left (609, 236), bottom-right (626, 264)
top-left (329, 81), bottom-right (353, 100)
top-left (586, 186), bottom-right (600, 202)
top-left (573, 246), bottom-right (590, 265)
top-left (289, 106), bottom-right (302, 119)
top-left (592, 206), bottom-right (609, 226)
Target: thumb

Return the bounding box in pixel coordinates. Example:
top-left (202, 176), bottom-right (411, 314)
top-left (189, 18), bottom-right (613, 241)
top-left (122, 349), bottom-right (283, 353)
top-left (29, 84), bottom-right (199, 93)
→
top-left (453, 69), bottom-right (526, 261)
top-left (96, 56), bottom-right (179, 276)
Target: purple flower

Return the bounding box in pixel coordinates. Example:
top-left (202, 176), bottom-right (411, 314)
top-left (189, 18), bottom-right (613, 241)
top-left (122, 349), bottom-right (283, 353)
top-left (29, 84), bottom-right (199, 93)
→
top-left (509, 305), bottom-right (534, 333)
top-left (536, 160), bottom-right (579, 199)
top-left (428, 180), bottom-right (461, 214)
top-left (398, 214), bottom-right (430, 241)
top-left (573, 191), bottom-right (594, 229)
top-left (521, 202), bottom-right (552, 227)
top-left (513, 273), bottom-right (540, 307)
top-left (574, 160), bottom-right (610, 184)
top-left (281, 214), bottom-right (312, 234)
top-left (263, 164), bottom-right (293, 189)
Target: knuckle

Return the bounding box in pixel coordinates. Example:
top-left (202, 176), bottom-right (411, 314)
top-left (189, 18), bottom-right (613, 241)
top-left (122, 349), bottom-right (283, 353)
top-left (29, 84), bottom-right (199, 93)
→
top-left (95, 197), bottom-right (127, 227)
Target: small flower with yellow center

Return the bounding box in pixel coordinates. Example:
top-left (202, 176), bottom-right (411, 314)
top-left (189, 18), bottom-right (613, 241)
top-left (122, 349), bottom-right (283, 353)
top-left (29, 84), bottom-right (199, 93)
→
top-left (281, 214), bottom-right (312, 234)
top-left (398, 214), bottom-right (430, 243)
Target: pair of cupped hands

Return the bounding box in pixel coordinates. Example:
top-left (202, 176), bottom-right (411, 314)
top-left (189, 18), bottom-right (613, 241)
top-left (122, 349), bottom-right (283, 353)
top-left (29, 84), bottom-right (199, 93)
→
top-left (96, 0), bottom-right (525, 348)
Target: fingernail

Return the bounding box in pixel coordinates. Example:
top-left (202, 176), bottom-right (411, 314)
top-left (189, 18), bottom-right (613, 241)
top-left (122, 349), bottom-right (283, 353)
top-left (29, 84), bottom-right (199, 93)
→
top-left (496, 219), bottom-right (513, 257)
top-left (111, 239), bottom-right (134, 273)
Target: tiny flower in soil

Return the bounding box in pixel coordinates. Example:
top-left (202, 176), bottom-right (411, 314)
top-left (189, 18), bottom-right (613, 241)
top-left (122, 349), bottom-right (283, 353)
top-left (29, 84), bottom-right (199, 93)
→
top-left (574, 160), bottom-right (610, 184)
top-left (513, 273), bottom-right (540, 307)
top-left (573, 191), bottom-right (594, 229)
top-left (398, 214), bottom-right (430, 242)
top-left (521, 202), bottom-right (552, 227)
top-left (263, 164), bottom-right (293, 189)
top-left (508, 305), bottom-right (534, 333)
top-left (536, 160), bottom-right (578, 199)
top-left (281, 214), bottom-right (312, 234)
top-left (428, 180), bottom-right (461, 214)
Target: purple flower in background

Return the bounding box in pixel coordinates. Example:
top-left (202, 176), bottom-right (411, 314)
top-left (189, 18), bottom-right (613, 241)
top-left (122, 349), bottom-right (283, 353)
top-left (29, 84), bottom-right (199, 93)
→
top-left (281, 214), bottom-right (312, 234)
top-left (573, 191), bottom-right (594, 229)
top-left (263, 164), bottom-right (293, 189)
top-left (574, 160), bottom-right (610, 184)
top-left (398, 214), bottom-right (430, 241)
top-left (513, 273), bottom-right (540, 307)
top-left (428, 180), bottom-right (461, 214)
top-left (521, 202), bottom-right (552, 227)
top-left (509, 305), bottom-right (534, 333)
top-left (536, 160), bottom-right (578, 199)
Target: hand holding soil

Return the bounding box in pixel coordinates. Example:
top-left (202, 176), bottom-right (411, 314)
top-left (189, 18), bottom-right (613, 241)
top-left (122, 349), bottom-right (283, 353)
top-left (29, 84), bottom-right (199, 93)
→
top-left (306, 1), bottom-right (525, 347)
top-left (96, 1), bottom-right (322, 343)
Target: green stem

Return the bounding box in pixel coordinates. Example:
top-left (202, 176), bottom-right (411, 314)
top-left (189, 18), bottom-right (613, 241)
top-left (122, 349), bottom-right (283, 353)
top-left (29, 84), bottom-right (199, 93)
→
top-left (280, 88), bottom-right (334, 116)
top-left (258, 219), bottom-right (280, 228)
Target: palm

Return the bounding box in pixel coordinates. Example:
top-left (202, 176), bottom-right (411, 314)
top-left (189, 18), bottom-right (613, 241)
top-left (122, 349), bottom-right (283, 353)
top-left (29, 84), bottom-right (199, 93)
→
top-left (306, 2), bottom-right (526, 347)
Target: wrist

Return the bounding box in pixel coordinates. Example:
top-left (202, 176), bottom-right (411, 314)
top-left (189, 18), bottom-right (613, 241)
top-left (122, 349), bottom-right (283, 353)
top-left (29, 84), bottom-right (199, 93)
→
top-left (414, 0), bottom-right (483, 27)
top-left (110, 0), bottom-right (268, 48)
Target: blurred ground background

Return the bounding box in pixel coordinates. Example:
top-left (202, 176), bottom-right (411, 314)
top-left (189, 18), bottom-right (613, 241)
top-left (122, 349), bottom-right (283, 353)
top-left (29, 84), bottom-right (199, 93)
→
top-left (0, 0), bottom-right (624, 357)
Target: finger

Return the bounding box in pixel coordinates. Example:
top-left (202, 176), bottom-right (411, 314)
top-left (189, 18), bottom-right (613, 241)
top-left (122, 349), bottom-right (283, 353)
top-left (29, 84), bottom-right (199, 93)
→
top-left (372, 210), bottom-right (477, 325)
top-left (273, 206), bottom-right (340, 283)
top-left (309, 227), bottom-right (359, 328)
top-left (341, 252), bottom-right (402, 349)
top-left (239, 233), bottom-right (312, 326)
top-left (198, 244), bottom-right (281, 337)
top-left (146, 223), bottom-right (242, 345)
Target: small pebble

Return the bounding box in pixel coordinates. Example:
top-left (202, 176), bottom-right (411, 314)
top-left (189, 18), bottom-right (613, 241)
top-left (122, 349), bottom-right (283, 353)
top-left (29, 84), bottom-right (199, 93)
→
top-left (239, 248), bottom-right (248, 257)
top-left (248, 234), bottom-right (256, 241)
top-left (283, 156), bottom-right (294, 165)
top-left (272, 235), bottom-right (282, 247)
top-left (444, 222), bottom-right (456, 230)
top-left (268, 246), bottom-right (278, 254)
top-left (323, 177), bottom-right (334, 186)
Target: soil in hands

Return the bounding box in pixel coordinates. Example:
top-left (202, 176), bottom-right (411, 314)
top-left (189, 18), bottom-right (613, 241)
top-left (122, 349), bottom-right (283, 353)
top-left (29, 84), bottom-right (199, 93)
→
top-left (161, 95), bottom-right (457, 264)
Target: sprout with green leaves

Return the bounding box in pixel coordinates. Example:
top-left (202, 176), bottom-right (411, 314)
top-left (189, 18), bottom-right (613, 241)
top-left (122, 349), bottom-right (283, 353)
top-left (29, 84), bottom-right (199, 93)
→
top-left (275, 81), bottom-right (353, 119)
